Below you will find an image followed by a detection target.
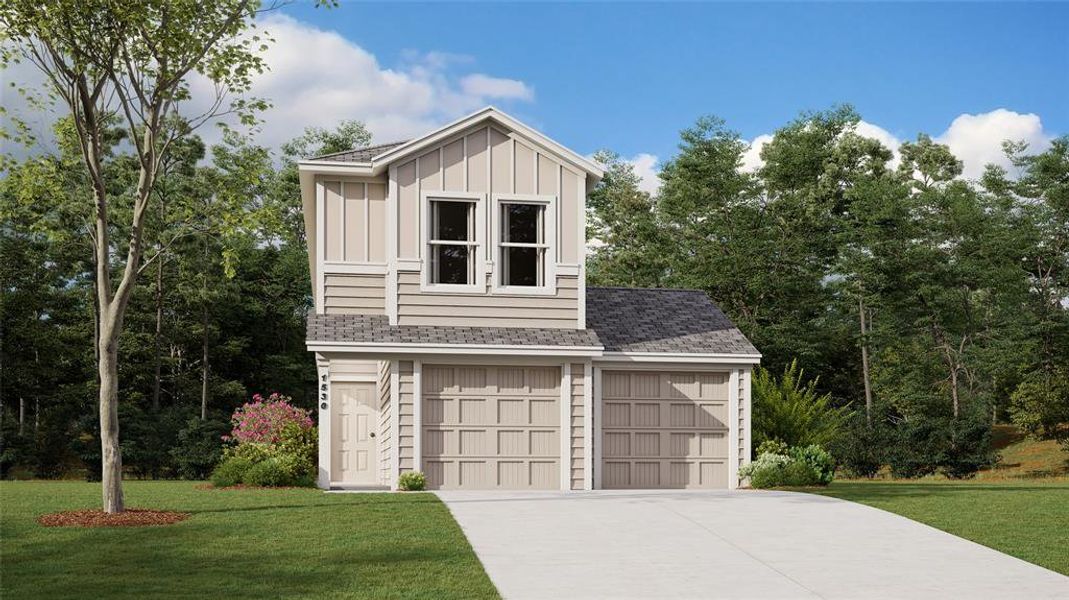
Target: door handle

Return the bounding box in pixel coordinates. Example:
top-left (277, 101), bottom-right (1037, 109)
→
top-left (370, 432), bottom-right (376, 438)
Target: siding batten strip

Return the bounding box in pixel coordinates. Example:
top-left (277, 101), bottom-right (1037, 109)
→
top-left (583, 360), bottom-right (593, 490)
top-left (412, 360), bottom-right (422, 473)
top-left (728, 369), bottom-right (740, 490)
top-left (560, 362), bottom-right (572, 491)
top-left (390, 360), bottom-right (400, 490)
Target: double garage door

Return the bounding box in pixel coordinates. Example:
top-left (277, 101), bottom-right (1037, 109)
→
top-left (420, 365), bottom-right (730, 490)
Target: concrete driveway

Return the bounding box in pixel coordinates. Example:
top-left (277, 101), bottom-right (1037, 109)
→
top-left (437, 489), bottom-right (1069, 599)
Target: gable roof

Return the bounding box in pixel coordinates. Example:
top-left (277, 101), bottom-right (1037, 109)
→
top-left (585, 287), bottom-right (760, 355)
top-left (307, 287), bottom-right (759, 358)
top-left (298, 106), bottom-right (604, 180)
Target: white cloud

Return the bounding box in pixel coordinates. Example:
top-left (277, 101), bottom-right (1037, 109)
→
top-left (740, 109), bottom-right (1054, 180)
top-left (459, 74), bottom-right (533, 102)
top-left (626, 153), bottom-right (660, 196)
top-left (935, 109), bottom-right (1051, 179)
top-left (1, 13), bottom-right (535, 158)
top-left (740, 134), bottom-right (774, 173)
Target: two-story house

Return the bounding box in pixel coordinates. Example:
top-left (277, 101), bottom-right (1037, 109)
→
top-left (300, 107), bottom-right (759, 491)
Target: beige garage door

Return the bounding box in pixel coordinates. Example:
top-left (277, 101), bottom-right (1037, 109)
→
top-left (422, 365), bottom-right (561, 490)
top-left (601, 370), bottom-right (730, 489)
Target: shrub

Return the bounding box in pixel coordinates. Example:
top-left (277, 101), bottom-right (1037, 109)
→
top-left (790, 444), bottom-right (835, 485)
top-left (398, 471), bottom-right (427, 491)
top-left (172, 417), bottom-right (229, 480)
top-left (752, 360), bottom-right (850, 451)
top-left (741, 443), bottom-right (834, 488)
top-left (210, 456), bottom-right (254, 488)
top-left (830, 416), bottom-right (888, 478)
top-left (226, 393), bottom-right (314, 444)
top-left (244, 458), bottom-right (292, 487)
top-left (889, 415), bottom-right (997, 479)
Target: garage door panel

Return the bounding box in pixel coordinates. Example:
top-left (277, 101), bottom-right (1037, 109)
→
top-left (604, 402), bottom-right (630, 426)
top-left (423, 365), bottom-right (561, 490)
top-left (602, 370), bottom-right (730, 489)
top-left (634, 403), bottom-right (659, 426)
top-left (634, 432), bottom-right (660, 456)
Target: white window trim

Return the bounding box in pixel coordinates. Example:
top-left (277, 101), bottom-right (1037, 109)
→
top-left (491, 193), bottom-right (557, 296)
top-left (420, 190), bottom-right (486, 293)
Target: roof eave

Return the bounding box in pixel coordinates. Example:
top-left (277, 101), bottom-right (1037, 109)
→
top-left (297, 160), bottom-right (375, 176)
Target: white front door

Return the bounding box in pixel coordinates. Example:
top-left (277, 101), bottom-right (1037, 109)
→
top-left (332, 382), bottom-right (378, 485)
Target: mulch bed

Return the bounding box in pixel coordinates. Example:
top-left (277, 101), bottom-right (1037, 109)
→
top-left (37, 509), bottom-right (189, 528)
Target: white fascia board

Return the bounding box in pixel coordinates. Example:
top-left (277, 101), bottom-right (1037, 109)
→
top-left (370, 107), bottom-right (604, 180)
top-left (306, 341), bottom-right (603, 357)
top-left (297, 162), bottom-right (375, 176)
top-left (597, 351), bottom-right (762, 364)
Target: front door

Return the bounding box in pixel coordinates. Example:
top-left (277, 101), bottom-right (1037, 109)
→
top-left (332, 382), bottom-right (378, 485)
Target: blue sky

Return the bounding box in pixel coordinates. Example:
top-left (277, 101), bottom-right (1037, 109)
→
top-left (3, 2), bottom-right (1065, 186)
top-left (276, 1), bottom-right (1067, 177)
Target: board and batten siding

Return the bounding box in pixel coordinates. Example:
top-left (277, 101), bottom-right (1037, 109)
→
top-left (393, 124), bottom-right (584, 328)
top-left (323, 274), bottom-right (386, 315)
top-left (570, 363), bottom-right (586, 490)
top-left (320, 176), bottom-right (388, 263)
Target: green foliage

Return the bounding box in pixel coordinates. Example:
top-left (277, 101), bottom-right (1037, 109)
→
top-left (740, 443), bottom-right (834, 488)
top-left (752, 361), bottom-right (850, 450)
top-left (790, 445), bottom-right (836, 485)
top-left (830, 416), bottom-right (889, 478)
top-left (888, 415), bottom-right (997, 479)
top-left (1009, 369), bottom-right (1069, 445)
top-left (210, 456), bottom-right (254, 488)
top-left (398, 471), bottom-right (427, 491)
top-left (218, 421), bottom-right (317, 487)
top-left (243, 458), bottom-right (294, 488)
top-left (171, 418), bottom-right (230, 480)
top-left (757, 439), bottom-right (788, 457)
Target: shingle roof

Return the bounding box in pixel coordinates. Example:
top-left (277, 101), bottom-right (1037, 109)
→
top-left (307, 287), bottom-right (758, 356)
top-left (585, 287), bottom-right (759, 355)
top-left (309, 141), bottom-right (408, 163)
top-left (307, 314), bottom-right (601, 347)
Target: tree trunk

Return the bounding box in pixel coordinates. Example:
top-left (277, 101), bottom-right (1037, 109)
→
top-left (18, 397), bottom-right (25, 436)
top-left (859, 296), bottom-right (873, 426)
top-left (98, 322), bottom-right (125, 513)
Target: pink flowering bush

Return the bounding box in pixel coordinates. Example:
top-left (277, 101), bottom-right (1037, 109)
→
top-left (225, 393), bottom-right (314, 444)
top-left (210, 393), bottom-right (318, 488)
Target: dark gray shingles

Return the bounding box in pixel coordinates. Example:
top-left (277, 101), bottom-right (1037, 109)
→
top-left (308, 141), bottom-right (408, 163)
top-left (585, 287), bottom-right (759, 355)
top-left (307, 287), bottom-right (757, 356)
top-left (307, 314), bottom-right (602, 348)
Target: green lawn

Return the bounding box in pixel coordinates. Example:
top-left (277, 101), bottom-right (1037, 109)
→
top-left (810, 479), bottom-right (1069, 576)
top-left (0, 481), bottom-right (498, 600)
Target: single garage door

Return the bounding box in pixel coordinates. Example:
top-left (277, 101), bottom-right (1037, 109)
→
top-left (601, 370), bottom-right (730, 489)
top-left (422, 365), bottom-right (560, 489)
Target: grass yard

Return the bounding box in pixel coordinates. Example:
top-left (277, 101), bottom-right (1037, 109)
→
top-left (810, 479), bottom-right (1069, 576)
top-left (0, 481), bottom-right (498, 600)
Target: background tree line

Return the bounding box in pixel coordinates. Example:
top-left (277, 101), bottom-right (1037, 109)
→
top-left (1, 114), bottom-right (370, 480)
top-left (2, 102), bottom-right (1066, 481)
top-left (589, 106), bottom-right (1069, 476)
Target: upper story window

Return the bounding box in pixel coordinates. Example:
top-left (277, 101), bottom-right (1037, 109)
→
top-left (493, 194), bottom-right (557, 294)
top-left (429, 200), bottom-right (476, 285)
top-left (500, 203), bottom-right (546, 286)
